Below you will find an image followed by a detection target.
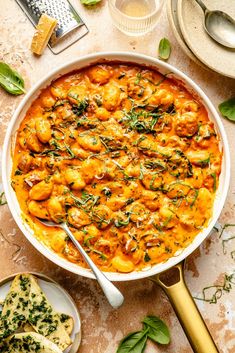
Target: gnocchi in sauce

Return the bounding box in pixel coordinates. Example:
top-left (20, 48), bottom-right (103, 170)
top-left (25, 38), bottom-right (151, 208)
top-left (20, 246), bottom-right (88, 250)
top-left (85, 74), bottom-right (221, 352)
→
top-left (11, 64), bottom-right (222, 273)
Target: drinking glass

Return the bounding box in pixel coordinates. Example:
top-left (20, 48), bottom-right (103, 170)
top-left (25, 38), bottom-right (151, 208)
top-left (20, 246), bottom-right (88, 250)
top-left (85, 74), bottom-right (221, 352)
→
top-left (108, 0), bottom-right (165, 36)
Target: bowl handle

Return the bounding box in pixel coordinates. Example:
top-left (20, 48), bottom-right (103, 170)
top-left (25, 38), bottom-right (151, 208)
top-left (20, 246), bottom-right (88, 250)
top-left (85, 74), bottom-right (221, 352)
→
top-left (150, 261), bottom-right (219, 353)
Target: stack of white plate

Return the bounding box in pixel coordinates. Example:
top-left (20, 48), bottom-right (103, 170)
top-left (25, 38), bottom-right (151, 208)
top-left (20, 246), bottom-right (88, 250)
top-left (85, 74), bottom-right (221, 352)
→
top-left (167, 0), bottom-right (235, 79)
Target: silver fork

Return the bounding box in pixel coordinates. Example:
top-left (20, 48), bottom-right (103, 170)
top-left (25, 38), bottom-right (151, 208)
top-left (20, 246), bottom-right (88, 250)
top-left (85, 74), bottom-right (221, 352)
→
top-left (37, 219), bottom-right (124, 309)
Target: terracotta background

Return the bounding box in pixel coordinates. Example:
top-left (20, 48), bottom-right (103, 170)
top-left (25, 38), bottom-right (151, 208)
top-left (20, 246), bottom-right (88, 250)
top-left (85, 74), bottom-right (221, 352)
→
top-left (0, 1), bottom-right (235, 352)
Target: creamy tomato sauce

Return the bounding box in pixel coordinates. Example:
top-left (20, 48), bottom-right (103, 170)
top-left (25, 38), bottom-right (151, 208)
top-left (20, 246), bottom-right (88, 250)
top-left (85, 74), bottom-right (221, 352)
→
top-left (11, 64), bottom-right (222, 273)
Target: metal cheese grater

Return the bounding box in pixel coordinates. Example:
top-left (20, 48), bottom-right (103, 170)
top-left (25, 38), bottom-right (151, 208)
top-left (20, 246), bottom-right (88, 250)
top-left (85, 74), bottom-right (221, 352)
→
top-left (15, 0), bottom-right (89, 54)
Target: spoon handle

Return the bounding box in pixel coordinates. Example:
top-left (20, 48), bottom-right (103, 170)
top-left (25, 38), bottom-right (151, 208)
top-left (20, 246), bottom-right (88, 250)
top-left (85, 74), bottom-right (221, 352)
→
top-left (194, 0), bottom-right (208, 13)
top-left (63, 223), bottom-right (124, 309)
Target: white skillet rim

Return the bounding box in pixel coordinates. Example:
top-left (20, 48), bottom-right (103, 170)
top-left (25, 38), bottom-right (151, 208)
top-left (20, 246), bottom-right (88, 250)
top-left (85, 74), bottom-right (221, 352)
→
top-left (2, 51), bottom-right (230, 281)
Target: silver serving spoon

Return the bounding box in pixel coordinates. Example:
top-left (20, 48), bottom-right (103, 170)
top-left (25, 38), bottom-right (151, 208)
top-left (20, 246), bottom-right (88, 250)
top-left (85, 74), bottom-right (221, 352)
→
top-left (195, 0), bottom-right (235, 49)
top-left (37, 219), bottom-right (124, 309)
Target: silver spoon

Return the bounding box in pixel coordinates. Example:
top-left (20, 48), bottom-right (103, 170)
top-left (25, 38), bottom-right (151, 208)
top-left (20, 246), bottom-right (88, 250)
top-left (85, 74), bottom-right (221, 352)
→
top-left (37, 219), bottom-right (124, 309)
top-left (195, 0), bottom-right (235, 49)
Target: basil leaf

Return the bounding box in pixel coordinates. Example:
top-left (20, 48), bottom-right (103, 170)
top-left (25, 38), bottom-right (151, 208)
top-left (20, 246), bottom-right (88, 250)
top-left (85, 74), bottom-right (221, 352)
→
top-left (142, 315), bottom-right (170, 344)
top-left (158, 38), bottom-right (171, 61)
top-left (80, 0), bottom-right (101, 5)
top-left (116, 330), bottom-right (148, 353)
top-left (218, 97), bottom-right (235, 122)
top-left (0, 62), bottom-right (25, 95)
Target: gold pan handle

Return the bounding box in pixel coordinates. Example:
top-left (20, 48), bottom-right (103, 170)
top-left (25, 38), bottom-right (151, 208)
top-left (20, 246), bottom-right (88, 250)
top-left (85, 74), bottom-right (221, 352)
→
top-left (151, 261), bottom-right (219, 353)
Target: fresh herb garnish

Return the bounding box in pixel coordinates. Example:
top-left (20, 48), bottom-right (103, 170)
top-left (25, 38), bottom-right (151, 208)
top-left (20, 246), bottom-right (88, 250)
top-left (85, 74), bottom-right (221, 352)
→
top-left (144, 252), bottom-right (151, 262)
top-left (60, 313), bottom-right (70, 323)
top-left (83, 235), bottom-right (94, 247)
top-left (118, 73), bottom-right (126, 79)
top-left (158, 38), bottom-right (171, 61)
top-left (144, 160), bottom-right (166, 172)
top-left (100, 136), bottom-right (125, 152)
top-left (14, 169), bottom-right (23, 176)
top-left (102, 187), bottom-right (112, 198)
top-left (149, 175), bottom-right (163, 191)
top-left (211, 172), bottom-right (217, 192)
top-left (39, 149), bottom-right (61, 157)
top-left (197, 156), bottom-right (210, 167)
top-left (114, 216), bottom-right (130, 228)
top-left (154, 215), bottom-right (172, 231)
top-left (135, 72), bottom-right (142, 85)
top-left (92, 249), bottom-right (107, 260)
top-left (93, 94), bottom-right (102, 106)
top-left (189, 189), bottom-right (199, 208)
top-left (70, 191), bottom-right (100, 209)
top-left (166, 103), bottom-right (176, 114)
top-left (40, 139), bottom-right (75, 159)
top-left (53, 99), bottom-right (69, 109)
top-left (0, 62), bottom-right (26, 95)
top-left (218, 97), bottom-right (235, 122)
top-left (64, 143), bottom-right (75, 158)
top-left (116, 315), bottom-right (170, 353)
top-left (126, 198), bottom-right (135, 205)
top-left (72, 98), bottom-right (89, 116)
top-left (169, 150), bottom-right (193, 178)
top-left (123, 103), bottom-right (161, 134)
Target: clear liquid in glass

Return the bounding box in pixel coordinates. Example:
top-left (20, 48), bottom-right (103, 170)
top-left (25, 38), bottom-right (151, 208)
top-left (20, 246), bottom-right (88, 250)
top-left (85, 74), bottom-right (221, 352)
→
top-left (118, 0), bottom-right (152, 17)
top-left (109, 0), bottom-right (164, 36)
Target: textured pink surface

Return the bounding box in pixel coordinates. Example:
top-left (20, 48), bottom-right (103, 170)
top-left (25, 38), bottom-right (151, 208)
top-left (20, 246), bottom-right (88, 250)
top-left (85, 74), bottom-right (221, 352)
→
top-left (0, 1), bottom-right (235, 352)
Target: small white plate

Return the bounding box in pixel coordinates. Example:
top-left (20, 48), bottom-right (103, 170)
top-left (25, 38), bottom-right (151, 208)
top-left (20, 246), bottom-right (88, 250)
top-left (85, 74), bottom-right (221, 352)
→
top-left (177, 0), bottom-right (235, 79)
top-left (167, 0), bottom-right (207, 68)
top-left (0, 272), bottom-right (81, 353)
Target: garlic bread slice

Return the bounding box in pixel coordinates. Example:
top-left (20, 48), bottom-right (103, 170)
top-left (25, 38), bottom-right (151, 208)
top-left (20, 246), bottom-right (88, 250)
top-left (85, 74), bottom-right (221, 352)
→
top-left (0, 274), bottom-right (31, 339)
top-left (28, 275), bottom-right (72, 350)
top-left (24, 313), bottom-right (74, 336)
top-left (59, 314), bottom-right (74, 336)
top-left (1, 332), bottom-right (63, 353)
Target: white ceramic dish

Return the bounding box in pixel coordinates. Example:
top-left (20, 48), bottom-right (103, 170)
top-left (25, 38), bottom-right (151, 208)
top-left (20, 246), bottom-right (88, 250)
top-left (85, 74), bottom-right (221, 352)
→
top-left (2, 52), bottom-right (230, 282)
top-left (177, 0), bottom-right (235, 79)
top-left (0, 272), bottom-right (81, 353)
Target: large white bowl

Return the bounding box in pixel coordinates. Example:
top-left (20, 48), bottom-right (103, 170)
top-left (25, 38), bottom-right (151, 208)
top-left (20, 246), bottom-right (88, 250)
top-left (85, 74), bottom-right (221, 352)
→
top-left (2, 52), bottom-right (230, 281)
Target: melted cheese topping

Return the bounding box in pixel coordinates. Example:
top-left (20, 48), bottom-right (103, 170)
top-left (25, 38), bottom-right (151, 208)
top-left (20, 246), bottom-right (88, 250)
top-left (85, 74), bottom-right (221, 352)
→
top-left (11, 64), bottom-right (222, 273)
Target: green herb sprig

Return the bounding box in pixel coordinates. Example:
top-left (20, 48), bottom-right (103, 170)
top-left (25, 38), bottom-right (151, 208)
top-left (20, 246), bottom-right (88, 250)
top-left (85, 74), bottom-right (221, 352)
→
top-left (0, 62), bottom-right (25, 95)
top-left (72, 98), bottom-right (89, 116)
top-left (116, 315), bottom-right (170, 353)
